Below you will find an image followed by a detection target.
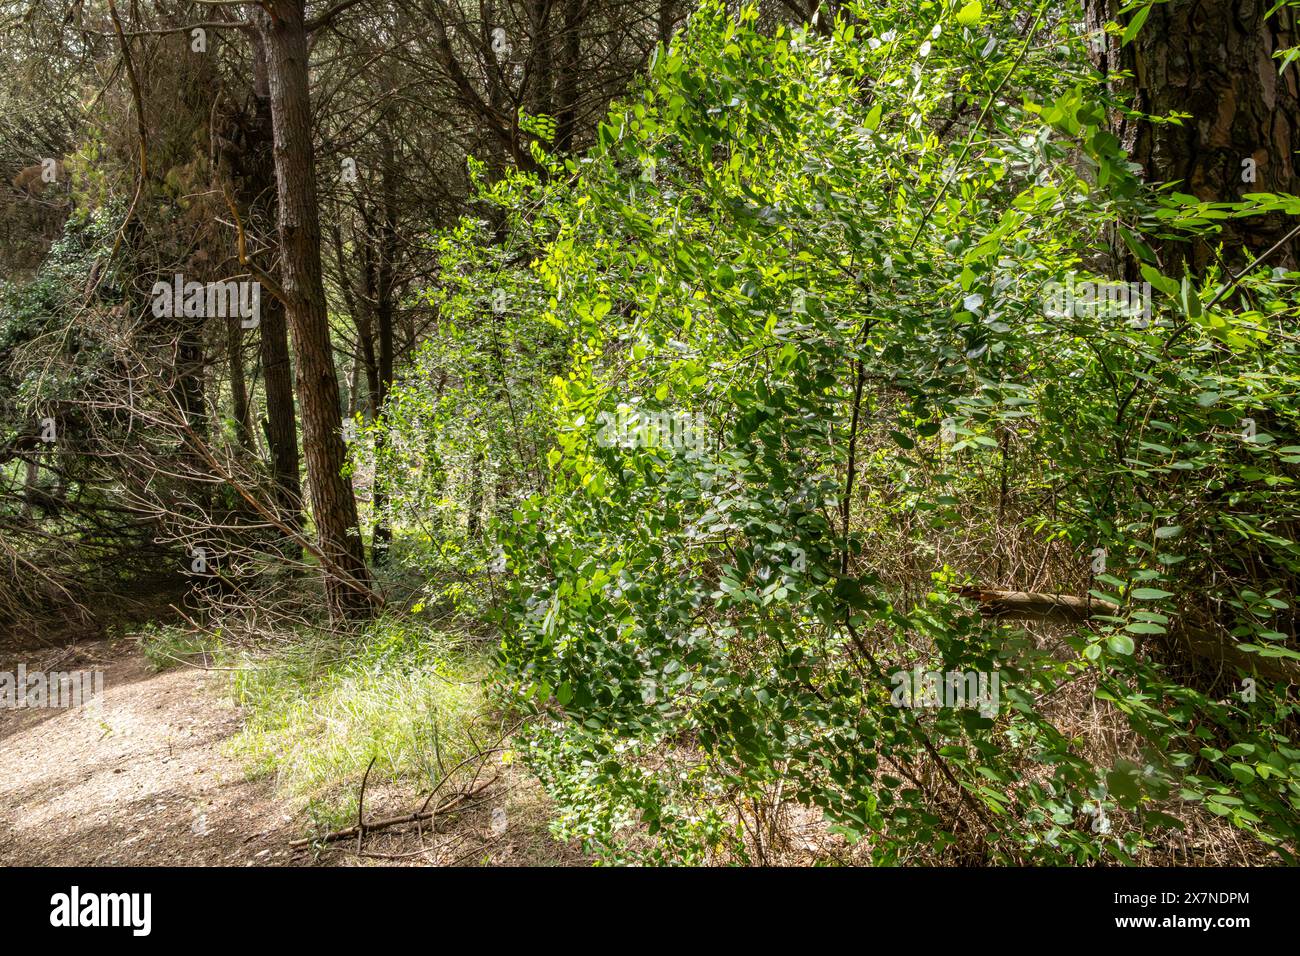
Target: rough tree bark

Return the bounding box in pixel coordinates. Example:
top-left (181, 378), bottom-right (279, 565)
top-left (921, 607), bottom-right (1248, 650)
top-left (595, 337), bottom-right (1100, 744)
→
top-left (247, 32), bottom-right (304, 537)
top-left (256, 0), bottom-right (373, 618)
top-left (527, 0), bottom-right (555, 117)
top-left (554, 0), bottom-right (583, 153)
top-left (1086, 0), bottom-right (1300, 272)
top-left (657, 0), bottom-right (677, 47)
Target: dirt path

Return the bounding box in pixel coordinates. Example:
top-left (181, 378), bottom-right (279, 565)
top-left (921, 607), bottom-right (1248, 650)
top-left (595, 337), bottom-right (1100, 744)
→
top-left (0, 638), bottom-right (302, 866)
top-left (1, 634), bottom-right (588, 868)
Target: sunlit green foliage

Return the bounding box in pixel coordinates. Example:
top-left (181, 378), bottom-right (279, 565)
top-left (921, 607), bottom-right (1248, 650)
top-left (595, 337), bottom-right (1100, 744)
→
top-left (396, 0), bottom-right (1299, 863)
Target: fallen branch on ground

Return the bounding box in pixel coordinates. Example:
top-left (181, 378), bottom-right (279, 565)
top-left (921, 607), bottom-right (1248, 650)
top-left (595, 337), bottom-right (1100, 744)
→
top-left (289, 775), bottom-right (498, 848)
top-left (956, 586), bottom-right (1300, 682)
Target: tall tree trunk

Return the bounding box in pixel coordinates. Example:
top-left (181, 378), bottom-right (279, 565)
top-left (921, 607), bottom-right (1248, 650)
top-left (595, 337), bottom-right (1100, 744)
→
top-left (175, 318), bottom-right (209, 510)
top-left (249, 31), bottom-right (303, 537)
top-left (228, 317), bottom-right (254, 452)
top-left (346, 346), bottom-right (362, 419)
top-left (258, 290), bottom-right (303, 530)
top-left (527, 0), bottom-right (554, 117)
top-left (328, 219), bottom-right (381, 419)
top-left (257, 0), bottom-right (372, 618)
top-left (1087, 0), bottom-right (1300, 273)
top-left (657, 0), bottom-right (676, 47)
top-left (370, 110), bottom-right (399, 565)
top-left (554, 0), bottom-right (583, 153)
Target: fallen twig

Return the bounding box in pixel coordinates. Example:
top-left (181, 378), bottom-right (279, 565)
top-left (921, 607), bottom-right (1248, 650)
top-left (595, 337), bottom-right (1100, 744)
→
top-left (356, 756), bottom-right (377, 853)
top-left (290, 775), bottom-right (498, 848)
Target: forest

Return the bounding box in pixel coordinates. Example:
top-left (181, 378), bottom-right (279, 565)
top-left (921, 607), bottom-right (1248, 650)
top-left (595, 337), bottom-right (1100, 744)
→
top-left (1, 0), bottom-right (1298, 874)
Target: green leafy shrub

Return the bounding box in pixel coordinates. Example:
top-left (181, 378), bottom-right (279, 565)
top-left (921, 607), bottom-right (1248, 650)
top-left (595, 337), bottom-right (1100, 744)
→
top-left (399, 0), bottom-right (1300, 863)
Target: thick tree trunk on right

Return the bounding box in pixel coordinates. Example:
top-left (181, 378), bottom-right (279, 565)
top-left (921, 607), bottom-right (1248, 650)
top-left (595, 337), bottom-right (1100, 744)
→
top-left (1087, 0), bottom-right (1300, 272)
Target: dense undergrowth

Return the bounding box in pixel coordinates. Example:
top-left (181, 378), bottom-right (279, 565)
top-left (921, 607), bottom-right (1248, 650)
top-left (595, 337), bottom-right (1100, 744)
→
top-left (382, 1), bottom-right (1299, 864)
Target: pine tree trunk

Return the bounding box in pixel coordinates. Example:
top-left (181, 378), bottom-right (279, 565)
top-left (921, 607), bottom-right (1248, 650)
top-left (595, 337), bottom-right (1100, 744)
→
top-left (555, 0), bottom-right (583, 153)
top-left (257, 0), bottom-right (372, 618)
top-left (1087, 0), bottom-right (1300, 272)
top-left (249, 32), bottom-right (303, 538)
top-left (370, 112), bottom-right (398, 565)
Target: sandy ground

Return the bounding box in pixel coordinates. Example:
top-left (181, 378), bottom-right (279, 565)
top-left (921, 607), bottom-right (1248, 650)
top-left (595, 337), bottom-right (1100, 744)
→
top-left (0, 638), bottom-right (301, 866)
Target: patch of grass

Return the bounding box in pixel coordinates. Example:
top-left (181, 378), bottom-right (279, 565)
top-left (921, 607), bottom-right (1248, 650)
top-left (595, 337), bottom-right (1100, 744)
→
top-left (135, 622), bottom-right (219, 671)
top-left (225, 617), bottom-right (491, 833)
